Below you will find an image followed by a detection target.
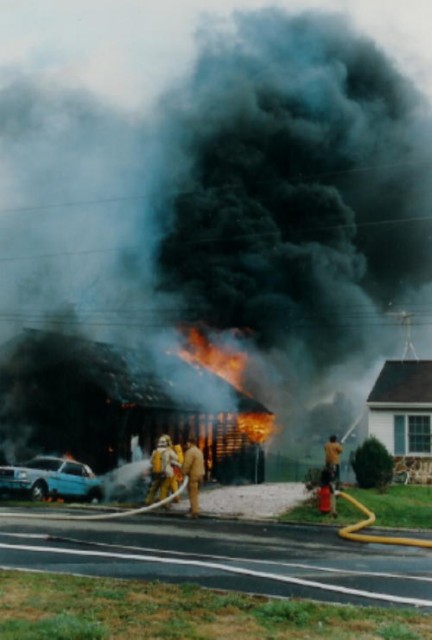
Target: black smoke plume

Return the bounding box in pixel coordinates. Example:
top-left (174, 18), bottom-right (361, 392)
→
top-left (155, 8), bottom-right (432, 383)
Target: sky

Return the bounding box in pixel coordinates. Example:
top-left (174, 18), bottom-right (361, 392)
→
top-left (2, 0), bottom-right (432, 449)
top-left (2, 1), bottom-right (432, 111)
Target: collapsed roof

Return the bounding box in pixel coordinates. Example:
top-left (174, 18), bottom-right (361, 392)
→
top-left (0, 329), bottom-right (272, 415)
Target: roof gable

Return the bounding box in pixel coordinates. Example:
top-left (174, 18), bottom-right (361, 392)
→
top-left (367, 360), bottom-right (432, 404)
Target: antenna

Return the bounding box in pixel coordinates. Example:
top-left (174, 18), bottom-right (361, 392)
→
top-left (388, 310), bottom-right (419, 362)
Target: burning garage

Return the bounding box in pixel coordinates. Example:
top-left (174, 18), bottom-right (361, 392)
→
top-left (0, 328), bottom-right (274, 484)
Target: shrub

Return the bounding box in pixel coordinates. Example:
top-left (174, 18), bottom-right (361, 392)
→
top-left (351, 436), bottom-right (394, 489)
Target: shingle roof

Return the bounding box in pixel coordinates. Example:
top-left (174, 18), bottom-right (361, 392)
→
top-left (367, 360), bottom-right (432, 404)
top-left (0, 329), bottom-right (272, 415)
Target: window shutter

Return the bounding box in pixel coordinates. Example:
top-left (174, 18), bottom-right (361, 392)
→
top-left (394, 415), bottom-right (406, 455)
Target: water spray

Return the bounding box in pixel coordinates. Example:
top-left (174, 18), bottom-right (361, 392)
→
top-left (340, 409), bottom-right (366, 444)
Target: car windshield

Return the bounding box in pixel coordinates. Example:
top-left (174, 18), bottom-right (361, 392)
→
top-left (22, 458), bottom-right (63, 472)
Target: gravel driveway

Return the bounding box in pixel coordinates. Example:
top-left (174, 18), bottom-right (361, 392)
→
top-left (169, 482), bottom-right (307, 520)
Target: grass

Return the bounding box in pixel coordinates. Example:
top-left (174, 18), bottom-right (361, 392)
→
top-left (1, 570), bottom-right (432, 639)
top-left (279, 484), bottom-right (432, 529)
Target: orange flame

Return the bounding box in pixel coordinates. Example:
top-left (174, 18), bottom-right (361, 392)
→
top-left (178, 327), bottom-right (248, 392)
top-left (238, 412), bottom-right (276, 444)
top-left (178, 327), bottom-right (276, 444)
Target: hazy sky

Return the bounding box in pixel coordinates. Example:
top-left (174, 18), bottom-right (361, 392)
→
top-left (1, 0), bottom-right (432, 111)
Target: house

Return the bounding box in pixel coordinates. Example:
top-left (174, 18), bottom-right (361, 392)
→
top-left (367, 360), bottom-right (432, 484)
top-left (0, 329), bottom-right (271, 483)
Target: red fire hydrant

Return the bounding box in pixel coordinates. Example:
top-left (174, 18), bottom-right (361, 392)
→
top-left (318, 484), bottom-right (332, 513)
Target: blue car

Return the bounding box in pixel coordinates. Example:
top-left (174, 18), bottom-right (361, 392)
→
top-left (0, 456), bottom-right (104, 502)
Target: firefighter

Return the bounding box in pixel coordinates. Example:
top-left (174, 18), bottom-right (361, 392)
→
top-left (145, 435), bottom-right (180, 507)
top-left (164, 435), bottom-right (184, 503)
top-left (324, 434), bottom-right (343, 485)
top-left (182, 435), bottom-right (205, 519)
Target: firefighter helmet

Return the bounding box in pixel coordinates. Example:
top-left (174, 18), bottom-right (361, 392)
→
top-left (157, 435), bottom-right (169, 448)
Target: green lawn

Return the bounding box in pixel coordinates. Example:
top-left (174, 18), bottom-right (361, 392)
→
top-left (1, 570), bottom-right (432, 639)
top-left (280, 484), bottom-right (432, 530)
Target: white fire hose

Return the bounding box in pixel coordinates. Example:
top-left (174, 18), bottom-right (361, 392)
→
top-left (0, 476), bottom-right (189, 521)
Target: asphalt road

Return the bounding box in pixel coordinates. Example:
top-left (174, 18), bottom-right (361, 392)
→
top-left (0, 505), bottom-right (431, 610)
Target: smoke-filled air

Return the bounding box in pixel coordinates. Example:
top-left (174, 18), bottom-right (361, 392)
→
top-left (152, 9), bottom-right (432, 444)
top-left (2, 6), bottom-right (432, 455)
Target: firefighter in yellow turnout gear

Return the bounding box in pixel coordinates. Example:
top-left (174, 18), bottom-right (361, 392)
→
top-left (145, 435), bottom-right (180, 507)
top-left (182, 435), bottom-right (205, 518)
top-left (164, 435), bottom-right (184, 503)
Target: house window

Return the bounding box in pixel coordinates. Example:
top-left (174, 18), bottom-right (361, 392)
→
top-left (408, 415), bottom-right (431, 453)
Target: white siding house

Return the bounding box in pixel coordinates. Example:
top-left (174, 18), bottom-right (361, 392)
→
top-left (368, 410), bottom-right (394, 452)
top-left (367, 360), bottom-right (432, 484)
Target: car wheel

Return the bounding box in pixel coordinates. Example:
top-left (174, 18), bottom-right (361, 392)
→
top-left (87, 487), bottom-right (103, 504)
top-left (30, 480), bottom-right (48, 502)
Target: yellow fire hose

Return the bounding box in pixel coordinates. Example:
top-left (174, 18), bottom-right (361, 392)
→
top-left (338, 491), bottom-right (432, 548)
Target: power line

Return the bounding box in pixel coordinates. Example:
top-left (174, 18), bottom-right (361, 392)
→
top-left (0, 211), bottom-right (431, 264)
top-left (0, 302), bottom-right (432, 322)
top-left (184, 213), bottom-right (432, 245)
top-left (0, 311), bottom-right (430, 330)
top-left (0, 302), bottom-right (432, 324)
top-left (287, 158), bottom-right (432, 182)
top-left (0, 155), bottom-right (429, 219)
top-left (0, 248), bottom-right (120, 263)
top-left (0, 195), bottom-right (146, 218)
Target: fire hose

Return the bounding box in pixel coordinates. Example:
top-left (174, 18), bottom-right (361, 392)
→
top-left (0, 476), bottom-right (189, 521)
top-left (2, 481), bottom-right (432, 550)
top-left (338, 490), bottom-right (432, 548)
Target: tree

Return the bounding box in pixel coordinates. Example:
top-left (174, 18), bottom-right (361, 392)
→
top-left (351, 436), bottom-right (394, 489)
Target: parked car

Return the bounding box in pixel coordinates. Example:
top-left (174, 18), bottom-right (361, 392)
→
top-left (0, 456), bottom-right (104, 502)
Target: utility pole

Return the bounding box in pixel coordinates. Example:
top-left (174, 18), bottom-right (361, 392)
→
top-left (386, 310), bottom-right (419, 361)
top-left (399, 312), bottom-right (418, 362)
